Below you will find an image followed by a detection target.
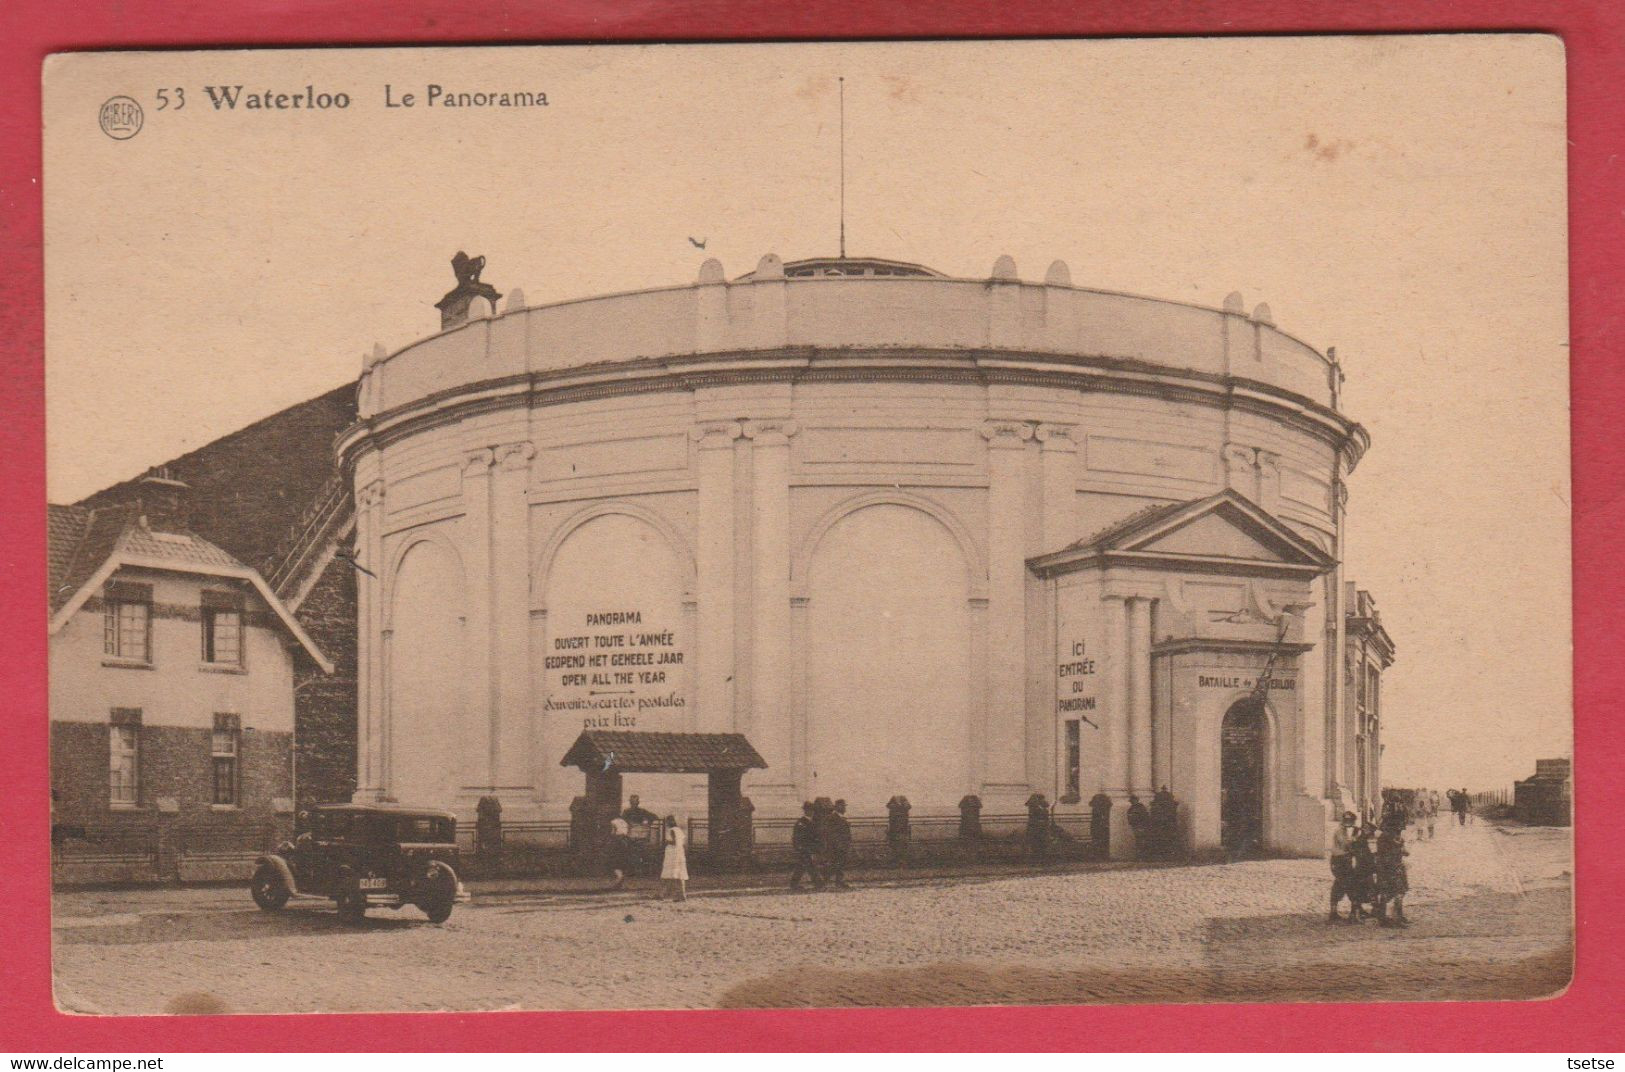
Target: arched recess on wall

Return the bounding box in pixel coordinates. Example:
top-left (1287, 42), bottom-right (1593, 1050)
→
top-left (791, 489), bottom-right (987, 600)
top-left (532, 503), bottom-right (697, 802)
top-left (530, 500), bottom-right (696, 612)
top-left (800, 499), bottom-right (978, 809)
top-left (387, 534), bottom-right (469, 807)
top-left (382, 526), bottom-right (467, 631)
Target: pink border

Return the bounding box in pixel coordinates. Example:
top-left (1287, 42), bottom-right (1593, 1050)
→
top-left (2, 1), bottom-right (1620, 1052)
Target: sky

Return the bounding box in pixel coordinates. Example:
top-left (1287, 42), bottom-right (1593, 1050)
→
top-left (42, 37), bottom-right (1571, 788)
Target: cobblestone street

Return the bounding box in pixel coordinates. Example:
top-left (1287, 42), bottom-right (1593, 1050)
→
top-left (51, 820), bottom-right (1572, 1014)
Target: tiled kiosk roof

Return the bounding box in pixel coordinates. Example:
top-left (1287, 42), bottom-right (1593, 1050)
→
top-left (561, 732), bottom-right (767, 774)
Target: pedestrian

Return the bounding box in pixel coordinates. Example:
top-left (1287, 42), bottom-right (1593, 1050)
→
top-left (1423, 792), bottom-right (1436, 840)
top-left (1348, 824), bottom-right (1378, 921)
top-left (1150, 786), bottom-right (1180, 860)
top-left (622, 795), bottom-right (658, 874)
top-left (608, 812), bottom-right (631, 889)
top-left (1328, 810), bottom-right (1359, 923)
top-left (886, 795), bottom-right (911, 869)
top-left (1374, 826), bottom-right (1410, 927)
top-left (1450, 788), bottom-right (1468, 826)
top-left (789, 801), bottom-right (824, 890)
top-left (660, 814), bottom-right (688, 901)
top-left (1126, 793), bottom-right (1150, 860)
top-left (825, 799), bottom-right (852, 889)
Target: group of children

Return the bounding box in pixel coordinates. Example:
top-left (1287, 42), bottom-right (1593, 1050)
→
top-left (1328, 810), bottom-right (1410, 926)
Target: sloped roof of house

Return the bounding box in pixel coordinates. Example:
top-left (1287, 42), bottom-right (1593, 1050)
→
top-left (48, 503), bottom-right (136, 614)
top-left (46, 504), bottom-right (333, 673)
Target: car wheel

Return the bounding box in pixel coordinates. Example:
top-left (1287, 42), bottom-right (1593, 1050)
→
top-left (336, 890), bottom-right (367, 925)
top-left (418, 863), bottom-right (457, 924)
top-left (250, 863), bottom-right (290, 911)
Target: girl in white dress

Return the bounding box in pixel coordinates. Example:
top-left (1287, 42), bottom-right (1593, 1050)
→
top-left (660, 815), bottom-right (688, 902)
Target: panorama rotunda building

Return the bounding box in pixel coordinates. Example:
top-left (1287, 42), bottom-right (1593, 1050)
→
top-left (337, 251), bottom-right (1379, 857)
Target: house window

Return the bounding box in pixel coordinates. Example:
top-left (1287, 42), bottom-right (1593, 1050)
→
top-left (109, 708), bottom-right (141, 805)
top-left (1065, 720), bottom-right (1082, 799)
top-left (211, 713), bottom-right (241, 806)
top-left (201, 592), bottom-right (243, 665)
top-left (102, 582), bottom-right (152, 662)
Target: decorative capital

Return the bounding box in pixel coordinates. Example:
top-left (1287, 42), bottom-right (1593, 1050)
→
top-left (690, 420), bottom-right (745, 448)
top-left (495, 441), bottom-right (537, 471)
top-left (742, 419), bottom-right (799, 446)
top-left (1034, 422), bottom-right (1078, 451)
top-left (357, 480), bottom-right (387, 509)
top-left (980, 420), bottom-right (1034, 448)
top-left (463, 447), bottom-right (496, 475)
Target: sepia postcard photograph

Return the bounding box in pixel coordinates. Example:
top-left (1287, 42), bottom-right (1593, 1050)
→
top-left (40, 36), bottom-right (1573, 1016)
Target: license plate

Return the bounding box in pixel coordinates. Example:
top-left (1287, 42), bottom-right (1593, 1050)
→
top-left (358, 877), bottom-right (387, 890)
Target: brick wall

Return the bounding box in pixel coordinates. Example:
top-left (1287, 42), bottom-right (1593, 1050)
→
top-left (51, 720), bottom-right (292, 828)
top-left (293, 554), bottom-right (357, 810)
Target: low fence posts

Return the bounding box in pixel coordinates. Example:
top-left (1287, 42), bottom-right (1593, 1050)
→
top-left (958, 795), bottom-right (982, 839)
top-left (1090, 791), bottom-right (1113, 859)
top-left (958, 794), bottom-right (982, 863)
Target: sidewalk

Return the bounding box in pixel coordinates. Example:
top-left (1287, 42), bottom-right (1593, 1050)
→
top-left (463, 851), bottom-right (1227, 900)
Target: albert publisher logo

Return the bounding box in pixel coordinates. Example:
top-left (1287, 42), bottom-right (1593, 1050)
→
top-left (99, 95), bottom-right (143, 140)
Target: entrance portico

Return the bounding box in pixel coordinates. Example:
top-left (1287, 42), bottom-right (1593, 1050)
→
top-left (1030, 489), bottom-right (1336, 858)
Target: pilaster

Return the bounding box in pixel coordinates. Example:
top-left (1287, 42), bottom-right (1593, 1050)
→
top-left (355, 478), bottom-right (386, 800)
top-left (742, 420), bottom-right (798, 791)
top-left (460, 447), bottom-right (496, 793)
top-left (693, 422), bottom-right (744, 734)
top-left (1035, 422), bottom-right (1079, 552)
top-left (981, 419), bottom-right (1033, 798)
top-left (492, 441), bottom-right (535, 792)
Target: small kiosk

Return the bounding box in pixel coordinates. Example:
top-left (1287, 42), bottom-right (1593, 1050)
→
top-left (561, 731), bottom-right (767, 867)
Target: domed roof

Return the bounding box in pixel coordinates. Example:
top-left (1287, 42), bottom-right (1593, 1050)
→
top-left (733, 256), bottom-right (946, 282)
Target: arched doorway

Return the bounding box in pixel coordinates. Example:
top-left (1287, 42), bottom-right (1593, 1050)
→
top-left (1220, 697), bottom-right (1268, 856)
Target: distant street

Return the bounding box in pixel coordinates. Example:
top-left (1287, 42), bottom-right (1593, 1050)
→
top-left (52, 820), bottom-right (1571, 1013)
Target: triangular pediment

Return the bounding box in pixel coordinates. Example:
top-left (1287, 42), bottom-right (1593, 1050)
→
top-left (1131, 506), bottom-right (1306, 565)
top-left (1029, 489), bottom-right (1334, 577)
top-left (1135, 511), bottom-right (1287, 561)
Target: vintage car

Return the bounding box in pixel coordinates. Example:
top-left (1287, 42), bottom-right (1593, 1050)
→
top-left (250, 804), bottom-right (470, 923)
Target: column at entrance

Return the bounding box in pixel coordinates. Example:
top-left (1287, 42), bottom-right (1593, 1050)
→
top-left (1103, 594), bottom-right (1128, 793)
top-left (1128, 597), bottom-right (1155, 794)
